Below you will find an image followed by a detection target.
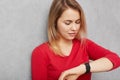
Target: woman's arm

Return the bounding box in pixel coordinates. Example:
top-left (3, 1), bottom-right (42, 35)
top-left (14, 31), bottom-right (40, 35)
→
top-left (58, 57), bottom-right (116, 80)
top-left (87, 39), bottom-right (120, 70)
top-left (59, 39), bottom-right (120, 80)
top-left (31, 47), bottom-right (48, 80)
top-left (90, 57), bottom-right (113, 72)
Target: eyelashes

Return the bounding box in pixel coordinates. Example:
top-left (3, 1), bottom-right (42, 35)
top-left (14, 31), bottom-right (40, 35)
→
top-left (64, 20), bottom-right (81, 25)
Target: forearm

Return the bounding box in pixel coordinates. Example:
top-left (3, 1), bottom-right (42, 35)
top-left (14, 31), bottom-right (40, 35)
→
top-left (75, 57), bottom-right (113, 75)
top-left (76, 57), bottom-right (113, 75)
top-left (58, 58), bottom-right (114, 80)
top-left (89, 57), bottom-right (113, 73)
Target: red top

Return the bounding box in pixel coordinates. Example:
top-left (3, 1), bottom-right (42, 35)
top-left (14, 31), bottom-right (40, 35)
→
top-left (31, 39), bottom-right (120, 80)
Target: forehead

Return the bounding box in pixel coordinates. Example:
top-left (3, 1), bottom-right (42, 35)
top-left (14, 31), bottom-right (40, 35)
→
top-left (60, 8), bottom-right (80, 20)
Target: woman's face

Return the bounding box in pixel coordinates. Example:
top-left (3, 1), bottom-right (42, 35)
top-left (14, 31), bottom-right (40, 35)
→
top-left (57, 8), bottom-right (81, 41)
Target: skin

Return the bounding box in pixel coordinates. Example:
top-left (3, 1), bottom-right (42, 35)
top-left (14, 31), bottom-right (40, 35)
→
top-left (57, 8), bottom-right (81, 41)
top-left (56, 8), bottom-right (113, 80)
top-left (58, 58), bottom-right (113, 80)
top-left (57, 8), bottom-right (81, 56)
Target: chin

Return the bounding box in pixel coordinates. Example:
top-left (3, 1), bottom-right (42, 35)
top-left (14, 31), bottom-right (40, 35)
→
top-left (67, 37), bottom-right (75, 40)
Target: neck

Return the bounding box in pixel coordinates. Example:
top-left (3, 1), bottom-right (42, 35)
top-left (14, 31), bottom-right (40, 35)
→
top-left (56, 39), bottom-right (73, 56)
top-left (58, 39), bottom-right (73, 46)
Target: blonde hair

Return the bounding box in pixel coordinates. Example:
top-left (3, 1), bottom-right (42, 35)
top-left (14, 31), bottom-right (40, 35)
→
top-left (47, 0), bottom-right (87, 55)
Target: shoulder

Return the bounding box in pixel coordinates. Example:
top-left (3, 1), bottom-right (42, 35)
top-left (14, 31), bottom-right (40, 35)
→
top-left (32, 42), bottom-right (49, 57)
top-left (73, 38), bottom-right (95, 45)
top-left (31, 42), bottom-right (50, 62)
top-left (34, 42), bottom-right (49, 50)
top-left (85, 38), bottom-right (95, 45)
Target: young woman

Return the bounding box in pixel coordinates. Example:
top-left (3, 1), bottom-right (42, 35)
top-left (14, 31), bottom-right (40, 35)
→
top-left (31, 0), bottom-right (120, 80)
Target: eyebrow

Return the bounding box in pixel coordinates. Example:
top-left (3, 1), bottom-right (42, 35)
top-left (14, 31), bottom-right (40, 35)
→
top-left (76, 19), bottom-right (80, 21)
top-left (64, 20), bottom-right (72, 22)
top-left (64, 19), bottom-right (80, 22)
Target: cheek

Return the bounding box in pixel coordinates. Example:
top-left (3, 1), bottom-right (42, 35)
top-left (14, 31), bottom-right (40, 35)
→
top-left (57, 23), bottom-right (68, 32)
top-left (76, 24), bottom-right (81, 30)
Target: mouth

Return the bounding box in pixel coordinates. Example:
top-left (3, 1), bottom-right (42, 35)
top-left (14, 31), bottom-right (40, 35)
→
top-left (68, 33), bottom-right (77, 37)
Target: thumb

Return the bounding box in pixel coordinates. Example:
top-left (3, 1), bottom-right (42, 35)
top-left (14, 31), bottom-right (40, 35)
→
top-left (58, 71), bottom-right (68, 80)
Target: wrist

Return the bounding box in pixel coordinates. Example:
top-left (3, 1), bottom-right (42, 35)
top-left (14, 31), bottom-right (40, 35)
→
top-left (77, 64), bottom-right (86, 75)
top-left (84, 62), bottom-right (91, 74)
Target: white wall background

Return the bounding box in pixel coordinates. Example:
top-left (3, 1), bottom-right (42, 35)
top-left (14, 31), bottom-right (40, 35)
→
top-left (0, 0), bottom-right (120, 80)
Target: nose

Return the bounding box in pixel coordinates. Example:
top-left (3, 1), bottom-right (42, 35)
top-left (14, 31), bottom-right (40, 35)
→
top-left (71, 24), bottom-right (77, 30)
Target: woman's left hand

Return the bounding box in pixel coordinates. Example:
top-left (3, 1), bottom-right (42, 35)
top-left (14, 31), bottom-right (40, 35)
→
top-left (58, 64), bottom-right (86, 80)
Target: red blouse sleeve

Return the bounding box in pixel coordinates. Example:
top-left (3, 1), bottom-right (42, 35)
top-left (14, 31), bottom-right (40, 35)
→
top-left (31, 46), bottom-right (49, 80)
top-left (86, 39), bottom-right (120, 70)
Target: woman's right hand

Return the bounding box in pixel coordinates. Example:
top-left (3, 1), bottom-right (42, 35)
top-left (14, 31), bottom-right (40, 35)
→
top-left (58, 64), bottom-right (86, 80)
top-left (63, 74), bottom-right (80, 80)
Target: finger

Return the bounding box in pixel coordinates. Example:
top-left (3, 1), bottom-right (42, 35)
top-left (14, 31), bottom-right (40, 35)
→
top-left (58, 72), bottom-right (68, 80)
top-left (65, 74), bottom-right (79, 80)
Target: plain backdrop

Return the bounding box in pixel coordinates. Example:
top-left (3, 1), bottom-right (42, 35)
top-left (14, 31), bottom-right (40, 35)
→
top-left (0, 0), bottom-right (120, 80)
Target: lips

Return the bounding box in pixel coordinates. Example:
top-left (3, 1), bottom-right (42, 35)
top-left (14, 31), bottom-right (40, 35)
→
top-left (68, 33), bottom-right (76, 36)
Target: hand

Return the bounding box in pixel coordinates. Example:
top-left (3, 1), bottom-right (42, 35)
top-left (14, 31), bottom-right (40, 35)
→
top-left (58, 64), bottom-right (86, 80)
top-left (59, 71), bottom-right (79, 80)
top-left (63, 74), bottom-right (80, 80)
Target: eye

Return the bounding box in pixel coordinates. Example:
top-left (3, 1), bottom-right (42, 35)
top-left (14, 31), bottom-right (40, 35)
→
top-left (65, 22), bottom-right (71, 25)
top-left (64, 21), bottom-right (72, 25)
top-left (75, 19), bottom-right (81, 24)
